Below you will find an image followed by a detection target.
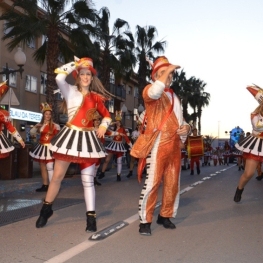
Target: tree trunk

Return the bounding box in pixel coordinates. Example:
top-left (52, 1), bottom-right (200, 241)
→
top-left (46, 27), bottom-right (60, 123)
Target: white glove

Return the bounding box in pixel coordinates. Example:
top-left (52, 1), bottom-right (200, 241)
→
top-left (54, 61), bottom-right (76, 75)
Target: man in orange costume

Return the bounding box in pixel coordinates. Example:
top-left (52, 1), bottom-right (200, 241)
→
top-left (132, 56), bottom-right (191, 235)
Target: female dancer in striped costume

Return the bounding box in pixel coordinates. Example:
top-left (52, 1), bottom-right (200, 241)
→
top-left (234, 85), bottom-right (263, 202)
top-left (0, 81), bottom-right (25, 158)
top-left (29, 102), bottom-right (60, 192)
top-left (98, 111), bottom-right (132, 181)
top-left (36, 57), bottom-right (112, 232)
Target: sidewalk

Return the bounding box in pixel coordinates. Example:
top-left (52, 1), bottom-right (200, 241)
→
top-left (0, 160), bottom-right (130, 227)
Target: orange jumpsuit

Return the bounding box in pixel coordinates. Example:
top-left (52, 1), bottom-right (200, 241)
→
top-left (135, 82), bottom-right (189, 223)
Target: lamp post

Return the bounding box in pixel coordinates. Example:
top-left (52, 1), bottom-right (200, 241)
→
top-left (0, 47), bottom-right (26, 111)
top-left (121, 103), bottom-right (145, 130)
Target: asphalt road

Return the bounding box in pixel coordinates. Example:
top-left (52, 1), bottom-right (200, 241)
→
top-left (0, 163), bottom-right (262, 263)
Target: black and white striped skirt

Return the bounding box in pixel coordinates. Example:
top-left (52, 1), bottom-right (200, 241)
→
top-left (0, 132), bottom-right (14, 155)
top-left (235, 134), bottom-right (263, 156)
top-left (29, 143), bottom-right (54, 163)
top-left (105, 141), bottom-right (127, 152)
top-left (50, 125), bottom-right (106, 158)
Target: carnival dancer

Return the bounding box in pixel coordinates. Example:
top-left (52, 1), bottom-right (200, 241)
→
top-left (187, 128), bottom-right (202, 175)
top-left (0, 81), bottom-right (25, 158)
top-left (234, 84), bottom-right (263, 202)
top-left (29, 102), bottom-right (60, 192)
top-left (126, 117), bottom-right (142, 178)
top-left (131, 56), bottom-right (190, 235)
top-left (98, 111), bottom-right (132, 181)
top-left (35, 57), bottom-right (112, 232)
top-left (223, 140), bottom-right (231, 165)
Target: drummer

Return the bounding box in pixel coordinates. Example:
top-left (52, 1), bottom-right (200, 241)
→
top-left (189, 128), bottom-right (201, 175)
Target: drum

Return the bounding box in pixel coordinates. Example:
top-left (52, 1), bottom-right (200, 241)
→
top-left (187, 135), bottom-right (204, 158)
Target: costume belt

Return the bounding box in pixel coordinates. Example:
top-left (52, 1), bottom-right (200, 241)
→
top-left (66, 122), bottom-right (94, 132)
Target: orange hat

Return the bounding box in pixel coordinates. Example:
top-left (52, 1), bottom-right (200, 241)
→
top-left (247, 84), bottom-right (263, 104)
top-left (0, 80), bottom-right (8, 99)
top-left (40, 102), bottom-right (52, 113)
top-left (72, 57), bottom-right (97, 79)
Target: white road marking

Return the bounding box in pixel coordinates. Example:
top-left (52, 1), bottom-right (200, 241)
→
top-left (45, 165), bottom-right (232, 262)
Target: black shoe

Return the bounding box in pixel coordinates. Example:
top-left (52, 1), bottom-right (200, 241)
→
top-left (256, 175), bottom-right (263, 181)
top-left (126, 171), bottom-right (133, 178)
top-left (86, 211), bottom-right (97, 232)
top-left (35, 185), bottom-right (48, 192)
top-left (94, 177), bottom-right (102, 186)
top-left (156, 214), bottom-right (176, 229)
top-left (98, 172), bottom-right (105, 179)
top-left (190, 170), bottom-right (194, 175)
top-left (234, 187), bottom-right (244, 202)
top-left (197, 167), bottom-right (200, 175)
top-left (117, 174), bottom-right (121, 181)
top-left (139, 223), bottom-right (151, 235)
top-left (36, 202), bottom-right (53, 228)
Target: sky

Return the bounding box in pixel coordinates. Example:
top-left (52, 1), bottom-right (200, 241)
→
top-left (93, 0), bottom-right (263, 138)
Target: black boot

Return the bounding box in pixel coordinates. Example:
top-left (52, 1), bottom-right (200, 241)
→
top-left (234, 187), bottom-right (244, 202)
top-left (156, 214), bottom-right (176, 229)
top-left (35, 184), bottom-right (48, 192)
top-left (190, 170), bottom-right (194, 175)
top-left (197, 167), bottom-right (200, 175)
top-left (126, 171), bottom-right (133, 178)
top-left (98, 172), bottom-right (105, 179)
top-left (256, 174), bottom-right (263, 181)
top-left (86, 211), bottom-right (97, 232)
top-left (94, 177), bottom-right (102, 186)
top-left (36, 201), bottom-right (53, 228)
top-left (117, 174), bottom-right (121, 181)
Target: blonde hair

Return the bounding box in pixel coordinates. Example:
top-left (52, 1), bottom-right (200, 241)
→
top-left (60, 75), bottom-right (113, 113)
top-left (39, 110), bottom-right (55, 133)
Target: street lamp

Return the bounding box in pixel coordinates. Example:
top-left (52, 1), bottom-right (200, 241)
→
top-left (0, 47), bottom-right (26, 85)
top-left (121, 103), bottom-right (145, 130)
top-left (0, 47), bottom-right (26, 110)
top-left (138, 103), bottom-right (144, 113)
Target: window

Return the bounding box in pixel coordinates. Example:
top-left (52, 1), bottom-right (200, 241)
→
top-left (126, 110), bottom-right (132, 120)
top-left (109, 72), bottom-right (115, 84)
top-left (58, 53), bottom-right (65, 64)
top-left (108, 99), bottom-right (114, 113)
top-left (2, 68), bottom-right (17, 87)
top-left (27, 38), bottom-right (35, 49)
top-left (134, 87), bottom-right (139, 97)
top-left (126, 85), bottom-right (131, 95)
top-left (25, 75), bottom-right (37, 93)
top-left (40, 72), bottom-right (47, 94)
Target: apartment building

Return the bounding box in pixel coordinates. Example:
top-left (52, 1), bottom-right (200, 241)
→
top-left (0, 0), bottom-right (141, 143)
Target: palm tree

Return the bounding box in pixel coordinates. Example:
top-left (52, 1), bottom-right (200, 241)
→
top-left (196, 91), bottom-right (210, 134)
top-left (172, 70), bottom-right (194, 122)
top-left (0, 0), bottom-right (97, 121)
top-left (94, 7), bottom-right (136, 90)
top-left (134, 25), bottom-right (166, 101)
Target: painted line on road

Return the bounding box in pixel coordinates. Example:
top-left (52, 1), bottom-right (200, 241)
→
top-left (45, 165), bottom-right (235, 262)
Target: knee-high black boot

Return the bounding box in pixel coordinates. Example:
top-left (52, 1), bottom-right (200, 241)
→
top-left (86, 211), bottom-right (97, 232)
top-left (36, 201), bottom-right (53, 228)
top-left (234, 187), bottom-right (244, 202)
